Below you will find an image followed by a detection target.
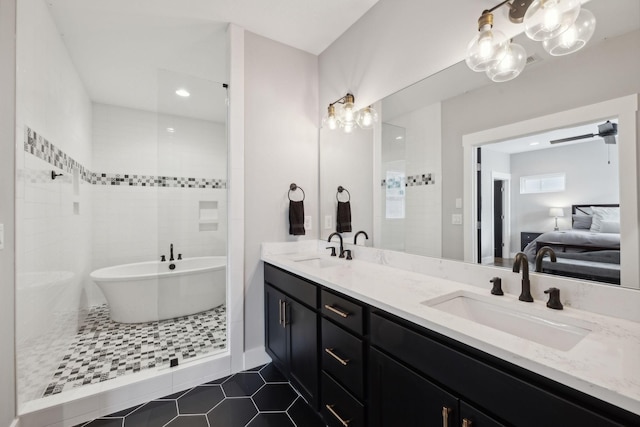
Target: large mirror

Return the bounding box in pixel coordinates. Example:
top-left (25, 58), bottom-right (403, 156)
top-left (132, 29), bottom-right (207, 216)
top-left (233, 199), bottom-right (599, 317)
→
top-left (320, 0), bottom-right (640, 288)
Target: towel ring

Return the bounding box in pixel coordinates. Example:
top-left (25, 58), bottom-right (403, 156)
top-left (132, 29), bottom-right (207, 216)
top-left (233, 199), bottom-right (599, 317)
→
top-left (336, 186), bottom-right (351, 202)
top-left (288, 183), bottom-right (305, 201)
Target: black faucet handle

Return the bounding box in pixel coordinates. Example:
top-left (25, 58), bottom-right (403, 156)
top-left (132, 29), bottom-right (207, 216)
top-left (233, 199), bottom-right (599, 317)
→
top-left (326, 246), bottom-right (337, 257)
top-left (161, 255), bottom-right (166, 262)
top-left (544, 287), bottom-right (563, 310)
top-left (489, 277), bottom-right (503, 295)
top-left (344, 249), bottom-right (353, 260)
top-left (177, 254), bottom-right (182, 260)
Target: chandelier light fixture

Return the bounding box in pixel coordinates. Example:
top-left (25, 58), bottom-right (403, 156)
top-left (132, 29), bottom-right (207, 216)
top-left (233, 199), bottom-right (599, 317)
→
top-left (323, 93), bottom-right (378, 133)
top-left (466, 0), bottom-right (596, 82)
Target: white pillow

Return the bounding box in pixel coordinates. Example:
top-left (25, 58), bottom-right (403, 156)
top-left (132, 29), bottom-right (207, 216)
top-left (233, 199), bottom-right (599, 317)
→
top-left (600, 220), bottom-right (620, 233)
top-left (590, 206), bottom-right (620, 232)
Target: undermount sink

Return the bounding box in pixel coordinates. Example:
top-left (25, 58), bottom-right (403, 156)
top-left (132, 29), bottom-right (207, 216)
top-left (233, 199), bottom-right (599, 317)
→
top-left (422, 291), bottom-right (591, 351)
top-left (292, 256), bottom-right (343, 269)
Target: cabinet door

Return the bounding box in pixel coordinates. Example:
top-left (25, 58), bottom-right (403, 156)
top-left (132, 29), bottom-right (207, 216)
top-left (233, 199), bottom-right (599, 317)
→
top-left (264, 284), bottom-right (288, 367)
top-left (370, 348), bottom-right (458, 427)
top-left (288, 298), bottom-right (319, 409)
top-left (460, 401), bottom-right (506, 427)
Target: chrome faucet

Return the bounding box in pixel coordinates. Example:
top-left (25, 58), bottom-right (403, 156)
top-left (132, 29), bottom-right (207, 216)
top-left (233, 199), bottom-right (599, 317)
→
top-left (354, 230), bottom-right (369, 245)
top-left (535, 246), bottom-right (557, 272)
top-left (512, 252), bottom-right (533, 302)
top-left (327, 232), bottom-right (345, 258)
top-left (169, 243), bottom-right (174, 261)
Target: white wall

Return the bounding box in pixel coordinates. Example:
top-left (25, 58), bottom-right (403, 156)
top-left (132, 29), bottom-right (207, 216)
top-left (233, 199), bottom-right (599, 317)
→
top-left (319, 128), bottom-right (373, 242)
top-left (92, 104), bottom-right (227, 274)
top-left (385, 103), bottom-right (442, 257)
top-left (244, 31), bottom-right (319, 354)
top-left (15, 0), bottom-right (93, 407)
top-left (0, 0), bottom-right (17, 424)
top-left (318, 0), bottom-right (473, 112)
top-left (509, 140), bottom-right (619, 247)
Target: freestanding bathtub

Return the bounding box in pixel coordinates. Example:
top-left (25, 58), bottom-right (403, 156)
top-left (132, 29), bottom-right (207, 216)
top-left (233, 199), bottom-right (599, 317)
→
top-left (90, 256), bottom-right (226, 323)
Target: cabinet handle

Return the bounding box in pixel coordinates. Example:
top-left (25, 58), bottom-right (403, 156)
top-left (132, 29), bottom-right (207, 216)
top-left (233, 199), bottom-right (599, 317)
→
top-left (278, 299), bottom-right (283, 326)
top-left (281, 300), bottom-right (287, 327)
top-left (325, 404), bottom-right (351, 426)
top-left (442, 406), bottom-right (452, 427)
top-left (462, 419), bottom-right (472, 427)
top-left (324, 304), bottom-right (350, 318)
top-left (325, 348), bottom-right (350, 366)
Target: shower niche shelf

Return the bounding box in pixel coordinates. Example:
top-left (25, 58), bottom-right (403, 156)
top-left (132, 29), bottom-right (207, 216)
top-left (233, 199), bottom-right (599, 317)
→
top-left (199, 201), bottom-right (219, 231)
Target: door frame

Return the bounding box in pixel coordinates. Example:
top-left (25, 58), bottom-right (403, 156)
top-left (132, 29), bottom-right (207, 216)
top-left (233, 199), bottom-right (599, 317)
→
top-left (462, 94), bottom-right (639, 288)
top-left (491, 172), bottom-right (511, 262)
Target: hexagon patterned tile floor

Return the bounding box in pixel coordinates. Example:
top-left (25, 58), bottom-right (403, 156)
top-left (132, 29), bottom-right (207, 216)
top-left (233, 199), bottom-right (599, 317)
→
top-left (76, 363), bottom-right (325, 427)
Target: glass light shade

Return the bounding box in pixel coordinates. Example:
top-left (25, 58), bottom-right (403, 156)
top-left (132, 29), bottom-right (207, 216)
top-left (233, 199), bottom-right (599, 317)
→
top-left (486, 42), bottom-right (527, 82)
top-left (356, 106), bottom-right (378, 129)
top-left (323, 105), bottom-right (338, 130)
top-left (542, 8), bottom-right (596, 56)
top-left (549, 207), bottom-right (564, 217)
top-left (524, 0), bottom-right (581, 41)
top-left (341, 120), bottom-right (356, 133)
top-left (466, 25), bottom-right (509, 72)
top-left (338, 99), bottom-right (357, 132)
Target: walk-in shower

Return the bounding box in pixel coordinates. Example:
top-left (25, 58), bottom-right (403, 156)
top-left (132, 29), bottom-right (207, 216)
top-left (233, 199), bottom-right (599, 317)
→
top-left (15, 0), bottom-right (229, 411)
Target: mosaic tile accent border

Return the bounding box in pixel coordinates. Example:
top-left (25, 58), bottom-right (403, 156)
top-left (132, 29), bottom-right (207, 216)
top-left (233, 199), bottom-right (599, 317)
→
top-left (24, 126), bottom-right (227, 189)
top-left (43, 304), bottom-right (227, 397)
top-left (25, 128), bottom-right (93, 182)
top-left (381, 173), bottom-right (435, 188)
top-left (92, 174), bottom-right (226, 188)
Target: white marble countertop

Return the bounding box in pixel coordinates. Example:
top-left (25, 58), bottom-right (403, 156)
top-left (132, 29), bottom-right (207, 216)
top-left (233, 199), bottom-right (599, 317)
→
top-left (261, 241), bottom-right (640, 416)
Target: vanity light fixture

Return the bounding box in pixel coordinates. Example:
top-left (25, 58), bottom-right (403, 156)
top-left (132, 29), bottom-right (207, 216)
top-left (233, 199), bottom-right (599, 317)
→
top-left (175, 88), bottom-right (190, 97)
top-left (466, 0), bottom-right (595, 82)
top-left (323, 93), bottom-right (378, 133)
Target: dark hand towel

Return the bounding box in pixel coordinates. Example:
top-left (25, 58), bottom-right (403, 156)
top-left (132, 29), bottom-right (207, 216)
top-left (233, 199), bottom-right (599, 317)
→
top-left (336, 201), bottom-right (352, 233)
top-left (289, 200), bottom-right (306, 235)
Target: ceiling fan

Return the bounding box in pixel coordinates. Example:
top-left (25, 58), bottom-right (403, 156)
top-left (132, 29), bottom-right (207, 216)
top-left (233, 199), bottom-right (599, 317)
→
top-left (550, 120), bottom-right (618, 145)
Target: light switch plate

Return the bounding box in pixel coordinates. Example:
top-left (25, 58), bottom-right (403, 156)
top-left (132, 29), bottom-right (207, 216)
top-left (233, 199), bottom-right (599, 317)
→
top-left (455, 198), bottom-right (462, 209)
top-left (0, 223), bottom-right (4, 250)
top-left (324, 215), bottom-right (333, 229)
top-left (304, 216), bottom-right (312, 230)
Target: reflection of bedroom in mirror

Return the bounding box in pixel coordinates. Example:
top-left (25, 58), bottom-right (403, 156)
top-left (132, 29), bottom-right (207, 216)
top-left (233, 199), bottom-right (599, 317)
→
top-left (476, 118), bottom-right (620, 285)
top-left (463, 94), bottom-right (638, 289)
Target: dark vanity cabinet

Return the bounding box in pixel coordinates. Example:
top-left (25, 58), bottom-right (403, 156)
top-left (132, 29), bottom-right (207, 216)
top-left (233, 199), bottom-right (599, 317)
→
top-left (264, 263), bottom-right (640, 427)
top-left (264, 264), bottom-right (319, 409)
top-left (370, 311), bottom-right (638, 427)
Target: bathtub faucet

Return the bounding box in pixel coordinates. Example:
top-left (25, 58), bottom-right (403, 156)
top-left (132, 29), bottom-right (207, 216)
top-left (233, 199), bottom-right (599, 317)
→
top-left (170, 243), bottom-right (175, 261)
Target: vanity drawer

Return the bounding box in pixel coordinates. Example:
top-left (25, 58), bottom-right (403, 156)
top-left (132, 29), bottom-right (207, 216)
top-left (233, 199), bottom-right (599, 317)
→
top-left (322, 318), bottom-right (364, 399)
top-left (321, 289), bottom-right (364, 335)
top-left (321, 371), bottom-right (365, 427)
top-left (264, 263), bottom-right (317, 308)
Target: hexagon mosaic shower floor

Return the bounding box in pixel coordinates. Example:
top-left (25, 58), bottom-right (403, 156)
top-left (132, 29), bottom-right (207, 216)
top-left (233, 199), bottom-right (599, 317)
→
top-left (77, 363), bottom-right (325, 427)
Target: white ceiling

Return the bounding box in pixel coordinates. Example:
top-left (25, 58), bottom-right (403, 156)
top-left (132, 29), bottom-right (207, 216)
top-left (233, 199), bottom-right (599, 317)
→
top-left (45, 0), bottom-right (379, 122)
top-left (44, 0), bottom-right (637, 126)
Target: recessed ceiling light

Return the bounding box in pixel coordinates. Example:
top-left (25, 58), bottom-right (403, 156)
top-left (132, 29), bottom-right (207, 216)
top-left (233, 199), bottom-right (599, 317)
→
top-left (529, 142), bottom-right (540, 146)
top-left (167, 127), bottom-right (175, 133)
top-left (395, 136), bottom-right (403, 140)
top-left (175, 89), bottom-right (190, 97)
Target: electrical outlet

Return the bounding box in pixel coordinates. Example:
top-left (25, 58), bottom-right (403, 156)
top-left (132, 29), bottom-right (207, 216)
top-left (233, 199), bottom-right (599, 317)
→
top-left (324, 215), bottom-right (333, 230)
top-left (304, 215), bottom-right (312, 230)
top-left (451, 214), bottom-right (463, 225)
